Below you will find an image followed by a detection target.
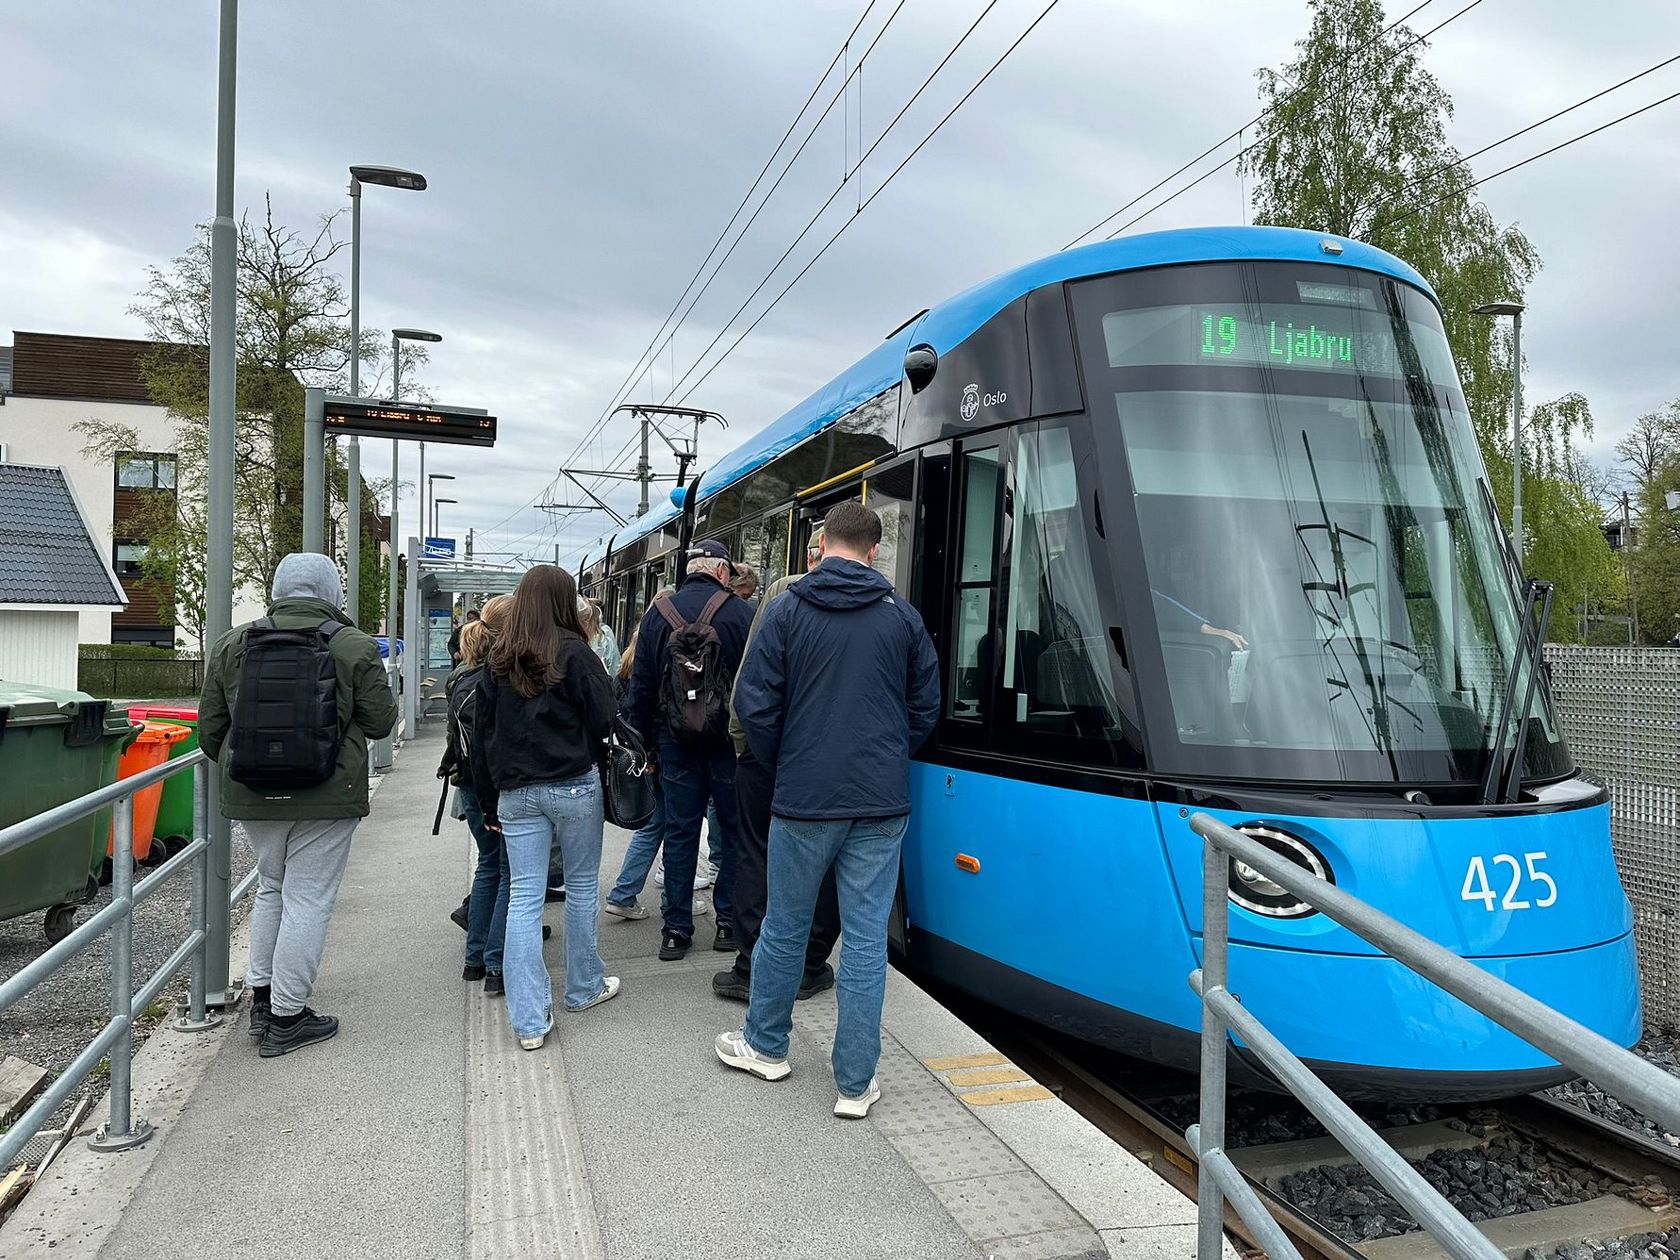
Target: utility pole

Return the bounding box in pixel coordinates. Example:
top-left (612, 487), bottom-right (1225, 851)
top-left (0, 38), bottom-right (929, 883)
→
top-left (611, 403), bottom-right (727, 517)
top-left (203, 0), bottom-right (238, 1007)
top-left (466, 527), bottom-right (473, 559)
top-left (1624, 490), bottom-right (1638, 643)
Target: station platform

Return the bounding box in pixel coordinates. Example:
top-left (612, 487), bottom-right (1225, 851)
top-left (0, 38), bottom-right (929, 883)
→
top-left (3, 726), bottom-right (1209, 1260)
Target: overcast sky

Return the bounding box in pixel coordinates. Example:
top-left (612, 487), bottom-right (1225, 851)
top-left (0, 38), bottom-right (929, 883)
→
top-left (5, 0), bottom-right (1678, 566)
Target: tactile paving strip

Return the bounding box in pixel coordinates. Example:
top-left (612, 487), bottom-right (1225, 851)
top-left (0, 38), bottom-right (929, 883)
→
top-left (789, 1009), bottom-right (1104, 1258)
top-left (1548, 646), bottom-right (1680, 1029)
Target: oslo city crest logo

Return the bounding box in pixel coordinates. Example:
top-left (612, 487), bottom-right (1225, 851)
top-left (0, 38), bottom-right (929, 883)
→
top-left (960, 382), bottom-right (980, 423)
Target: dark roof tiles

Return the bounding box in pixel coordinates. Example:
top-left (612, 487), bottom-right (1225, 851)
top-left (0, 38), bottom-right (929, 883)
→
top-left (0, 464), bottom-right (126, 606)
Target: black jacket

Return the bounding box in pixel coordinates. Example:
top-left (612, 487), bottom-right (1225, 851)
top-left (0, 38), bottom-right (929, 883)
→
top-left (734, 557), bottom-right (940, 820)
top-left (468, 634), bottom-right (616, 821)
top-left (626, 571), bottom-right (755, 751)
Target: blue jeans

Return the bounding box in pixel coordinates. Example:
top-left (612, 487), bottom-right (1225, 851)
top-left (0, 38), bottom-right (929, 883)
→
top-left (608, 784), bottom-right (664, 908)
top-left (705, 802), bottom-right (723, 867)
top-left (498, 773), bottom-right (608, 1033)
top-left (657, 740), bottom-right (738, 937)
top-left (745, 813), bottom-right (909, 1097)
top-left (462, 786), bottom-right (509, 972)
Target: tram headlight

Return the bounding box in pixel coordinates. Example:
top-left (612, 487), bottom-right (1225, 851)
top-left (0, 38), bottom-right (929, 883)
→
top-left (1226, 827), bottom-right (1332, 919)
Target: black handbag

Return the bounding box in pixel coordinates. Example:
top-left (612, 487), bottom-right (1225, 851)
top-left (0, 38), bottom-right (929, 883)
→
top-left (602, 715), bottom-right (656, 829)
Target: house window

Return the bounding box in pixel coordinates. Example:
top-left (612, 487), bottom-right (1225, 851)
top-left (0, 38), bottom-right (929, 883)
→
top-left (115, 541), bottom-right (149, 579)
top-left (117, 453), bottom-right (177, 491)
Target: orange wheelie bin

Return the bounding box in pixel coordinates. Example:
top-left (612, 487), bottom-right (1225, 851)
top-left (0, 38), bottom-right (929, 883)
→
top-left (104, 720), bottom-right (192, 874)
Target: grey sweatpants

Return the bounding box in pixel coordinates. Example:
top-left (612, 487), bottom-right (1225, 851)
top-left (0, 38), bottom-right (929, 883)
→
top-left (244, 817), bottom-right (357, 1016)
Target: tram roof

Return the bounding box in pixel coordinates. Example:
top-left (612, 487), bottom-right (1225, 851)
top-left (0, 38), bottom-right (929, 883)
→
top-left (579, 493), bottom-right (681, 569)
top-left (687, 226), bottom-right (1433, 506)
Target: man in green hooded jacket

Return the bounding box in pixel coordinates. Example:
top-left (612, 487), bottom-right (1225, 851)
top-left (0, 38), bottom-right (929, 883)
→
top-left (199, 552), bottom-right (396, 1057)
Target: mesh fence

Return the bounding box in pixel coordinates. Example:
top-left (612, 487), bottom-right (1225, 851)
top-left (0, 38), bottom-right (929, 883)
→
top-left (1546, 645), bottom-right (1680, 1032)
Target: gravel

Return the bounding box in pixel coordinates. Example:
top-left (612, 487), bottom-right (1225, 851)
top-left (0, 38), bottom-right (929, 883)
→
top-left (1274, 1131), bottom-right (1605, 1244)
top-left (1535, 1231), bottom-right (1680, 1260)
top-left (0, 825), bottom-right (254, 1154)
top-left (1153, 1088), bottom-right (1445, 1150)
top-left (1548, 1035), bottom-right (1680, 1147)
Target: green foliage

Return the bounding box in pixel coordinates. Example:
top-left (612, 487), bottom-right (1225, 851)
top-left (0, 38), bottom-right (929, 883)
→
top-left (78, 643), bottom-right (187, 659)
top-left (76, 194), bottom-right (418, 646)
top-left (1243, 0), bottom-right (1617, 635)
top-left (1633, 445), bottom-right (1680, 645)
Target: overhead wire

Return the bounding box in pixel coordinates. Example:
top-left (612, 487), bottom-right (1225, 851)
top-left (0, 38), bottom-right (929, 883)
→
top-left (660, 0), bottom-right (1033, 406)
top-left (475, 0), bottom-right (890, 543)
top-left (1060, 0), bottom-right (1448, 249)
top-left (1090, 0), bottom-right (1492, 242)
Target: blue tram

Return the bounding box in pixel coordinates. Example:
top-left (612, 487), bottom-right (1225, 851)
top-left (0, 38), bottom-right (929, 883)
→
top-left (579, 226), bottom-right (1640, 1100)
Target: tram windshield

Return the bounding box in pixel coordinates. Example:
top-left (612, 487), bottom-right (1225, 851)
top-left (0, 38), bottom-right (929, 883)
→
top-left (1071, 262), bottom-right (1569, 786)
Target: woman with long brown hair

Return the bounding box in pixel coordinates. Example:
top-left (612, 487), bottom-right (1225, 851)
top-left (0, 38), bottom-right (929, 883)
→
top-left (469, 567), bottom-right (619, 1048)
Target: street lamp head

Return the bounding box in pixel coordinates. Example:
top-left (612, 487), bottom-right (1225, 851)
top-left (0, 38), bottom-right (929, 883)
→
top-left (349, 164), bottom-right (427, 191)
top-left (392, 328), bottom-right (443, 343)
top-left (1473, 301), bottom-right (1525, 317)
top-left (429, 473), bottom-right (456, 483)
top-left (434, 498), bottom-right (458, 507)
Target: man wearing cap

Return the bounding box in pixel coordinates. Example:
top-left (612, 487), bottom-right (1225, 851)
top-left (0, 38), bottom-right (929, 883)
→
top-left (626, 539), bottom-right (755, 961)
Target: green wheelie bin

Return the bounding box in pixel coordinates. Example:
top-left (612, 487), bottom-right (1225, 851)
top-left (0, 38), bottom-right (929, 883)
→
top-left (124, 704), bottom-right (199, 856)
top-left (0, 682), bottom-right (137, 943)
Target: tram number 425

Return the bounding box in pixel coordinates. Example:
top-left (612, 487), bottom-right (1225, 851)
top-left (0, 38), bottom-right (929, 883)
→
top-left (1461, 852), bottom-right (1558, 911)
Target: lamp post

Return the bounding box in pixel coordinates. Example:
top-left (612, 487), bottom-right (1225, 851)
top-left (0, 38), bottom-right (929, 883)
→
top-left (346, 163), bottom-right (426, 629)
top-left (432, 497), bottom-right (457, 539)
top-left (1474, 300), bottom-right (1526, 564)
top-left (426, 472), bottom-right (455, 543)
top-left (385, 327), bottom-right (441, 742)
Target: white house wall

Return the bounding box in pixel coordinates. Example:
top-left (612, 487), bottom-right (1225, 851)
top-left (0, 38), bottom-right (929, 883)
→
top-left (0, 608), bottom-right (81, 690)
top-left (0, 394), bottom-right (266, 643)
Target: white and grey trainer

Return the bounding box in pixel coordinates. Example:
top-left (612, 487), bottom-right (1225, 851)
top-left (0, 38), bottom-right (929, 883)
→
top-left (714, 1028), bottom-right (791, 1081)
top-left (603, 901), bottom-right (648, 921)
top-left (834, 1078), bottom-right (882, 1119)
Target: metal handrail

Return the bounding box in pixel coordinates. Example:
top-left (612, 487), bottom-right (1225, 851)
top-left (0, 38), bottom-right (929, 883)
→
top-left (0, 755), bottom-right (224, 1169)
top-left (1188, 811), bottom-right (1680, 1260)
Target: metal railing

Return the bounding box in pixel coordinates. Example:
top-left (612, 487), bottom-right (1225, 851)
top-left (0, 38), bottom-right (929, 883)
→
top-left (0, 753), bottom-right (230, 1165)
top-left (1189, 812), bottom-right (1680, 1260)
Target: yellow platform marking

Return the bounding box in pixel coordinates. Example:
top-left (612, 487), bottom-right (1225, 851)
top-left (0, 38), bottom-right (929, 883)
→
top-left (960, 1084), bottom-right (1055, 1106)
top-left (946, 1066), bottom-right (1033, 1087)
top-left (921, 1051), bottom-right (1008, 1071)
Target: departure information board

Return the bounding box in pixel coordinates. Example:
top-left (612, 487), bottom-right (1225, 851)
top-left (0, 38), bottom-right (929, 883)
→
top-left (322, 398), bottom-right (497, 447)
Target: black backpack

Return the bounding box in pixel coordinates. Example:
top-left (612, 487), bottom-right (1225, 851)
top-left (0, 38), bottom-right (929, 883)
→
top-left (228, 617), bottom-right (345, 789)
top-left (654, 591), bottom-right (732, 748)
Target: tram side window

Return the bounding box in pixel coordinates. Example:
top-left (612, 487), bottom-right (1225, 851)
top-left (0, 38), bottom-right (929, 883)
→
top-left (1002, 426), bottom-right (1129, 741)
top-left (865, 461), bottom-right (915, 593)
top-left (764, 509), bottom-right (792, 587)
top-left (950, 448), bottom-right (1003, 720)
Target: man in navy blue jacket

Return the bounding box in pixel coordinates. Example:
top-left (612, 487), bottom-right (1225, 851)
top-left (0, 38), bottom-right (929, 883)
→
top-left (627, 539), bottom-right (755, 960)
top-left (716, 500), bottom-right (939, 1118)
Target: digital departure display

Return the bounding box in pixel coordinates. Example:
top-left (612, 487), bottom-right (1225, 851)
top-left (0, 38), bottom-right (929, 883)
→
top-left (1100, 288), bottom-right (1457, 384)
top-left (322, 398), bottom-right (497, 447)
top-left (1198, 311), bottom-right (1357, 368)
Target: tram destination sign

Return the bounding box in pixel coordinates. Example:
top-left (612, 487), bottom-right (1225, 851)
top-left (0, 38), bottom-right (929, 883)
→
top-left (322, 397), bottom-right (497, 447)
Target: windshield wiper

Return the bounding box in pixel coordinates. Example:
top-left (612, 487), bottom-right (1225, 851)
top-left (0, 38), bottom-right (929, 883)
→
top-left (1479, 577), bottom-right (1554, 805)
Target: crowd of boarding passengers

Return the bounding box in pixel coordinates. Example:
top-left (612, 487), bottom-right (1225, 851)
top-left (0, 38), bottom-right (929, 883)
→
top-left (196, 499), bottom-right (939, 1117)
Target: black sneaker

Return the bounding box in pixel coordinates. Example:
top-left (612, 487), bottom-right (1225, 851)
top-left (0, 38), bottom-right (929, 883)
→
top-left (463, 962), bottom-right (487, 982)
top-left (542, 924), bottom-right (553, 941)
top-left (712, 921), bottom-right (737, 953)
top-left (658, 930), bottom-right (691, 961)
top-left (484, 971), bottom-right (505, 996)
top-left (450, 899), bottom-right (469, 932)
top-left (712, 968), bottom-right (750, 1002)
top-left (248, 995), bottom-right (271, 1040)
top-left (798, 964), bottom-right (836, 1000)
top-left (545, 885), bottom-right (567, 903)
top-left (259, 1007), bottom-right (338, 1058)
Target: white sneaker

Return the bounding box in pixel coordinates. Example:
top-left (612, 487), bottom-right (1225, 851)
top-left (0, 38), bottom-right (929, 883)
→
top-left (834, 1077), bottom-right (882, 1119)
top-left (694, 864), bottom-right (716, 890)
top-left (519, 1026), bottom-right (550, 1052)
top-left (694, 896), bottom-right (712, 918)
top-left (603, 901), bottom-right (648, 921)
top-left (652, 859), bottom-right (665, 887)
top-left (714, 1028), bottom-right (791, 1081)
top-left (570, 976), bottom-right (620, 1012)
